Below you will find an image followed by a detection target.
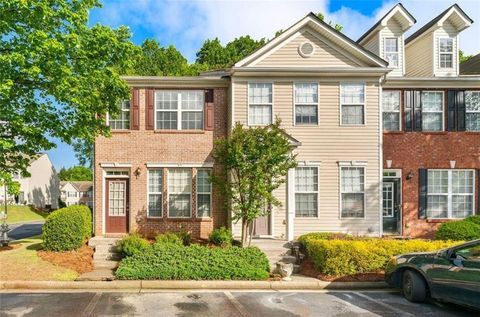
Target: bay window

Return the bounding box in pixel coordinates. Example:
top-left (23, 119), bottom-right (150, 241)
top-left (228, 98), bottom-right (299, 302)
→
top-left (168, 169), bottom-right (191, 217)
top-left (466, 91), bottom-right (480, 131)
top-left (421, 91), bottom-right (443, 131)
top-left (341, 83), bottom-right (365, 125)
top-left (295, 167), bottom-right (319, 217)
top-left (294, 83), bottom-right (318, 125)
top-left (197, 169), bottom-right (212, 218)
top-left (382, 91), bottom-right (401, 131)
top-left (341, 167), bottom-right (365, 218)
top-left (156, 91), bottom-right (203, 130)
top-left (147, 170), bottom-right (163, 217)
top-left (248, 83), bottom-right (272, 125)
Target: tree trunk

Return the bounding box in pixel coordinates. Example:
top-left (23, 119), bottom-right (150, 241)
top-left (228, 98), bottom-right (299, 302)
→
top-left (241, 219), bottom-right (248, 247)
top-left (248, 220), bottom-right (254, 247)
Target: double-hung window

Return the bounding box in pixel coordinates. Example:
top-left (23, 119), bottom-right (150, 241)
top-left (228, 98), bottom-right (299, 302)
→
top-left (439, 38), bottom-right (453, 68)
top-left (466, 91), bottom-right (480, 131)
top-left (295, 167), bottom-right (318, 217)
top-left (427, 170), bottom-right (474, 219)
top-left (382, 91), bottom-right (401, 131)
top-left (109, 101), bottom-right (130, 130)
top-left (147, 169), bottom-right (163, 217)
top-left (196, 170), bottom-right (212, 218)
top-left (421, 91), bottom-right (443, 131)
top-left (341, 167), bottom-right (365, 218)
top-left (248, 83), bottom-right (272, 126)
top-left (384, 38), bottom-right (399, 67)
top-left (341, 83), bottom-right (365, 125)
top-left (294, 83), bottom-right (318, 125)
top-left (156, 91), bottom-right (204, 130)
top-left (68, 192), bottom-right (77, 198)
top-left (168, 169), bottom-right (191, 217)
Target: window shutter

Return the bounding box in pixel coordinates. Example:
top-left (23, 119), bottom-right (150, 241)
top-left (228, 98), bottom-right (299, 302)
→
top-left (447, 90), bottom-right (457, 131)
top-left (413, 91), bottom-right (422, 131)
top-left (204, 89), bottom-right (214, 131)
top-left (146, 89), bottom-right (155, 130)
top-left (404, 90), bottom-right (413, 131)
top-left (131, 88), bottom-right (140, 130)
top-left (456, 90), bottom-right (466, 132)
top-left (418, 169), bottom-right (428, 219)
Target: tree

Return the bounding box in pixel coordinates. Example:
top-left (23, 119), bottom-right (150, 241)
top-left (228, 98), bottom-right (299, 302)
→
top-left (212, 120), bottom-right (297, 246)
top-left (58, 166), bottom-right (92, 181)
top-left (72, 139), bottom-right (93, 168)
top-left (316, 12), bottom-right (343, 32)
top-left (459, 50), bottom-right (474, 63)
top-left (0, 0), bottom-right (140, 189)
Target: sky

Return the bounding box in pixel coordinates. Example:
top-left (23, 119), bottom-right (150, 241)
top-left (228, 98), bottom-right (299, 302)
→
top-left (48, 0), bottom-right (480, 170)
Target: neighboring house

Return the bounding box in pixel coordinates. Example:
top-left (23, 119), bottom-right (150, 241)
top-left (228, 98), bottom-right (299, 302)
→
top-left (0, 154), bottom-right (59, 209)
top-left (60, 181), bottom-right (93, 208)
top-left (93, 4), bottom-right (479, 239)
top-left (460, 53), bottom-right (480, 75)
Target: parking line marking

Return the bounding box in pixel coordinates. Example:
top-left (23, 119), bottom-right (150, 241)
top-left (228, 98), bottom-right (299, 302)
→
top-left (354, 292), bottom-right (415, 317)
top-left (224, 291), bottom-right (253, 317)
top-left (81, 292), bottom-right (101, 317)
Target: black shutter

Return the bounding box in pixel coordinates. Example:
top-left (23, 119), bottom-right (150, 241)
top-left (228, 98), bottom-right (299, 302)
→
top-left (419, 169), bottom-right (428, 219)
top-left (404, 91), bottom-right (413, 131)
top-left (447, 90), bottom-right (457, 131)
top-left (414, 91), bottom-right (422, 131)
top-left (456, 91), bottom-right (466, 131)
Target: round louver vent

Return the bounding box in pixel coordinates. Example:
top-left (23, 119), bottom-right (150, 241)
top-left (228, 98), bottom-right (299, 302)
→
top-left (299, 42), bottom-right (315, 57)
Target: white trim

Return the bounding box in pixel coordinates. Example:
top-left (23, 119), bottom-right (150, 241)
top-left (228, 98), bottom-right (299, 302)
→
top-left (298, 41), bottom-right (315, 58)
top-left (420, 91), bottom-right (445, 132)
top-left (102, 168), bottom-right (131, 235)
top-left (293, 166), bottom-right (320, 219)
top-left (465, 91), bottom-right (480, 132)
top-left (339, 82), bottom-right (367, 126)
top-left (146, 169), bottom-right (163, 218)
top-left (297, 160), bottom-right (322, 166)
top-left (286, 168), bottom-right (295, 241)
top-left (382, 182), bottom-right (395, 217)
top-left (378, 81), bottom-right (383, 237)
top-left (146, 162), bottom-right (214, 168)
top-left (167, 168), bottom-right (192, 218)
top-left (339, 165), bottom-right (367, 220)
top-left (437, 37), bottom-right (454, 70)
top-left (383, 37), bottom-right (400, 68)
top-left (383, 169), bottom-right (402, 179)
top-left (337, 160), bottom-right (368, 166)
top-left (247, 82), bottom-right (274, 126)
top-left (382, 90), bottom-right (402, 132)
top-left (154, 90), bottom-right (204, 131)
top-left (293, 82), bottom-right (320, 126)
top-left (100, 163), bottom-right (132, 168)
top-left (196, 168), bottom-right (213, 219)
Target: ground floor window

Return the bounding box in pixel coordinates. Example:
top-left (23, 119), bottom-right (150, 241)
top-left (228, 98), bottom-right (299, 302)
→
top-left (295, 167), bottom-right (318, 217)
top-left (197, 169), bottom-right (212, 217)
top-left (427, 170), bottom-right (474, 219)
top-left (341, 167), bottom-right (365, 218)
top-left (168, 169), bottom-right (192, 218)
top-left (147, 169), bottom-right (163, 217)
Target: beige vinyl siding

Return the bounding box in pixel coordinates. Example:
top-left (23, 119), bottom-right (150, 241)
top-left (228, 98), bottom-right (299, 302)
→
top-left (361, 33), bottom-right (380, 56)
top-left (433, 21), bottom-right (458, 77)
top-left (380, 20), bottom-right (404, 77)
top-left (255, 29), bottom-right (362, 67)
top-left (233, 80), bottom-right (381, 237)
top-left (405, 31), bottom-right (434, 77)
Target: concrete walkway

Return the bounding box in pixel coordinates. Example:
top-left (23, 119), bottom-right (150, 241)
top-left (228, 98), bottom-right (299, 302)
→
top-left (250, 238), bottom-right (299, 273)
top-left (8, 221), bottom-right (44, 240)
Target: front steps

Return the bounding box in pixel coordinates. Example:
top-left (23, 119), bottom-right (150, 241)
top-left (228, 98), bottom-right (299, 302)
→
top-left (250, 239), bottom-right (304, 274)
top-left (77, 237), bottom-right (121, 281)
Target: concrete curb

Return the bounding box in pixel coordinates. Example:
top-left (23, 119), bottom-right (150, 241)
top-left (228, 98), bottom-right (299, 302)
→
top-left (0, 280), bottom-right (389, 291)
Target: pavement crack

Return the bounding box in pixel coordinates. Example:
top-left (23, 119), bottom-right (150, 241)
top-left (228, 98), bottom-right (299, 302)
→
top-left (224, 291), bottom-right (253, 317)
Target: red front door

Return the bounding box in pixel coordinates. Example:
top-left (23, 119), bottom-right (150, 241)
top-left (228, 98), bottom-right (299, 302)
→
top-left (105, 178), bottom-right (129, 234)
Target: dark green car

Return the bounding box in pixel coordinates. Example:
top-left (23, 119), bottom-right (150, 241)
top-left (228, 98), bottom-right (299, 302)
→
top-left (385, 239), bottom-right (480, 310)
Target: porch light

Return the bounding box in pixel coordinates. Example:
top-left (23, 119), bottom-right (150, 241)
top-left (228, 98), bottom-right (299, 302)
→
top-left (134, 167), bottom-right (141, 178)
top-left (450, 160), bottom-right (456, 169)
top-left (386, 160), bottom-right (392, 168)
top-left (406, 170), bottom-right (414, 180)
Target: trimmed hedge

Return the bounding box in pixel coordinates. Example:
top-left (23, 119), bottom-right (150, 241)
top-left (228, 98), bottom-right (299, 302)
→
top-left (299, 233), bottom-right (461, 276)
top-left (466, 215), bottom-right (480, 226)
top-left (115, 244), bottom-right (270, 280)
top-left (42, 205), bottom-right (92, 251)
top-left (209, 227), bottom-right (233, 246)
top-left (117, 233), bottom-right (150, 258)
top-left (435, 220), bottom-right (480, 241)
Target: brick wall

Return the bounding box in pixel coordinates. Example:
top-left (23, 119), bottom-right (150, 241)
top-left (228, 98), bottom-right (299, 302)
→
top-left (94, 88), bottom-right (228, 239)
top-left (383, 132), bottom-right (480, 238)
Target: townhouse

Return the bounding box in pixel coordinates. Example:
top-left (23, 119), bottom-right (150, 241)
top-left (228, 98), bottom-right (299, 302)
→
top-left (93, 4), bottom-right (479, 239)
top-left (60, 181), bottom-right (94, 208)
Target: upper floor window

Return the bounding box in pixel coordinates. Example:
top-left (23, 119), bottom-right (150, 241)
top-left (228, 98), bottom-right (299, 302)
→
top-left (156, 91), bottom-right (203, 130)
top-left (382, 91), bottom-right (401, 131)
top-left (439, 38), bottom-right (453, 69)
top-left (295, 167), bottom-right (319, 217)
top-left (340, 167), bottom-right (365, 218)
top-left (248, 83), bottom-right (272, 126)
top-left (384, 38), bottom-right (399, 67)
top-left (466, 91), bottom-right (480, 131)
top-left (67, 191), bottom-right (77, 198)
top-left (421, 91), bottom-right (443, 131)
top-left (109, 101), bottom-right (130, 130)
top-left (341, 83), bottom-right (365, 125)
top-left (294, 83), bottom-right (318, 125)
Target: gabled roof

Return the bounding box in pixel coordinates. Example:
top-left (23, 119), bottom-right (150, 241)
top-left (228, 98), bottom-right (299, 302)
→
top-left (60, 181), bottom-right (93, 192)
top-left (234, 12), bottom-right (388, 68)
top-left (405, 4), bottom-right (473, 45)
top-left (460, 53), bottom-right (480, 75)
top-left (357, 3), bottom-right (416, 44)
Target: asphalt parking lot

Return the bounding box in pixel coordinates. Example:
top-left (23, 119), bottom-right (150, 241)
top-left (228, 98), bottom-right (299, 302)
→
top-left (0, 290), bottom-right (478, 317)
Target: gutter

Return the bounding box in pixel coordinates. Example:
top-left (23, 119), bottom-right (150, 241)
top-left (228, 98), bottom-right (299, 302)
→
top-left (230, 67), bottom-right (392, 77)
top-left (121, 76), bottom-right (230, 88)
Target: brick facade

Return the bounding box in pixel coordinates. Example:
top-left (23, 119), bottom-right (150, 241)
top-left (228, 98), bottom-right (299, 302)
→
top-left (94, 87), bottom-right (228, 239)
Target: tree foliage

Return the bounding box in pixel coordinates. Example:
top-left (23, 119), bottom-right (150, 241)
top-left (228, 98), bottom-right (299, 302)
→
top-left (212, 120), bottom-right (297, 246)
top-left (316, 12), bottom-right (343, 32)
top-left (0, 0), bottom-right (140, 187)
top-left (58, 166), bottom-right (92, 181)
top-left (459, 50), bottom-right (474, 64)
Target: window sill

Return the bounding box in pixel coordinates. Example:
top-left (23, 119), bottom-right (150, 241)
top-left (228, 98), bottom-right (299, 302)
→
top-left (111, 130), bottom-right (131, 134)
top-left (419, 131), bottom-right (447, 135)
top-left (383, 131), bottom-right (404, 134)
top-left (426, 218), bottom-right (458, 223)
top-left (154, 130), bottom-right (205, 134)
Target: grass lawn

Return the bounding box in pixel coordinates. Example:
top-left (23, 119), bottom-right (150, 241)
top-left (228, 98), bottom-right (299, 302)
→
top-left (0, 236), bottom-right (78, 281)
top-left (0, 205), bottom-right (48, 223)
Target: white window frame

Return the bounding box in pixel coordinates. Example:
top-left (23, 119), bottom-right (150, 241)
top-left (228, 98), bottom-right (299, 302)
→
top-left (107, 100), bottom-right (130, 130)
top-left (465, 91), bottom-right (480, 132)
top-left (384, 37), bottom-right (399, 68)
top-left (196, 169), bottom-right (212, 218)
top-left (438, 37), bottom-right (454, 69)
top-left (421, 91), bottom-right (444, 132)
top-left (294, 166), bottom-right (320, 218)
top-left (427, 169), bottom-right (475, 219)
top-left (167, 168), bottom-right (192, 218)
top-left (247, 82), bottom-right (273, 126)
top-left (340, 82), bottom-right (366, 126)
top-left (382, 90), bottom-right (401, 131)
top-left (154, 91), bottom-right (204, 130)
top-left (339, 166), bottom-right (366, 219)
top-left (147, 169), bottom-right (163, 218)
top-left (293, 82), bottom-right (319, 126)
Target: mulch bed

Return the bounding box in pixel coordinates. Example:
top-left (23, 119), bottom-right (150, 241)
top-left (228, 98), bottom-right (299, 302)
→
top-left (300, 257), bottom-right (384, 282)
top-left (38, 245), bottom-right (94, 274)
top-left (0, 244), bottom-right (21, 252)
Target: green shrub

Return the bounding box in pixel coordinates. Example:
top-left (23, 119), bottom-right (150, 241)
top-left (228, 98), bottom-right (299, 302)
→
top-left (435, 220), bottom-right (480, 241)
top-left (115, 244), bottom-right (270, 280)
top-left (42, 205), bottom-right (92, 251)
top-left (177, 230), bottom-right (191, 246)
top-left (209, 227), bottom-right (233, 246)
top-left (155, 233), bottom-right (184, 246)
top-left (302, 237), bottom-right (461, 277)
top-left (118, 233), bottom-right (151, 258)
top-left (466, 215), bottom-right (480, 226)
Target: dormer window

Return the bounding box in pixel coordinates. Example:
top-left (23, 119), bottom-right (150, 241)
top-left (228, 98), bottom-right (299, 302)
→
top-left (384, 38), bottom-right (399, 67)
top-left (439, 38), bottom-right (453, 68)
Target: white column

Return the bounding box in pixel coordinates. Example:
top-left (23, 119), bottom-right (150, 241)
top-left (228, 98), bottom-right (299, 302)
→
top-left (287, 168), bottom-right (295, 241)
